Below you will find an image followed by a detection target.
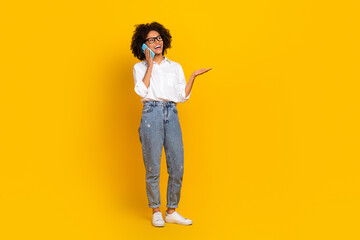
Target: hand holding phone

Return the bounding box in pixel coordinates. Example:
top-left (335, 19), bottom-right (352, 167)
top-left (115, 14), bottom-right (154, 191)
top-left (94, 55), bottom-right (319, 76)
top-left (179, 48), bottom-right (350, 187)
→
top-left (142, 43), bottom-right (155, 59)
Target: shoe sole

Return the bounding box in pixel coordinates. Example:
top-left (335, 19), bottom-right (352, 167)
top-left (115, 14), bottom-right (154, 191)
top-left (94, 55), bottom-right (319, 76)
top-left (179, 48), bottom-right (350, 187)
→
top-left (165, 219), bottom-right (192, 225)
top-left (152, 221), bottom-right (165, 227)
top-left (153, 224), bottom-right (165, 227)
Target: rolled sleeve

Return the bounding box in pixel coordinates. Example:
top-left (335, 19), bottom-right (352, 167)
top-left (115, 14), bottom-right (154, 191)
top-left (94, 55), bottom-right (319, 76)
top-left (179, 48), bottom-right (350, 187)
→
top-left (177, 64), bottom-right (191, 103)
top-left (133, 65), bottom-right (149, 98)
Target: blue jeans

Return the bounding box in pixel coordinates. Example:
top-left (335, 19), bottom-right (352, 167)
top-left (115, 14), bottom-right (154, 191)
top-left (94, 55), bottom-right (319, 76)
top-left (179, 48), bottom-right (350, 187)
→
top-left (138, 101), bottom-right (184, 208)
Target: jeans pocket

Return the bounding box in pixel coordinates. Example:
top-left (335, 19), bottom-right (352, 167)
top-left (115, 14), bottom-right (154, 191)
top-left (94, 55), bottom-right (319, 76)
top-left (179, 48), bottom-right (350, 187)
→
top-left (172, 105), bottom-right (178, 113)
top-left (142, 104), bottom-right (153, 113)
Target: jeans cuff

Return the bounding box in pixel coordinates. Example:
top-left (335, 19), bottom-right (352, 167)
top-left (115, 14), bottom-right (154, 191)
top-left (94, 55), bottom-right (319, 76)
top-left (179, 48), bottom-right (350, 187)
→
top-left (149, 203), bottom-right (161, 208)
top-left (166, 204), bottom-right (178, 208)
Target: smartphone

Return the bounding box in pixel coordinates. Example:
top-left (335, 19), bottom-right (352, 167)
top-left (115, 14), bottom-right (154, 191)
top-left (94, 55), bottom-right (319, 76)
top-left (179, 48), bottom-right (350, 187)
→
top-left (142, 43), bottom-right (155, 59)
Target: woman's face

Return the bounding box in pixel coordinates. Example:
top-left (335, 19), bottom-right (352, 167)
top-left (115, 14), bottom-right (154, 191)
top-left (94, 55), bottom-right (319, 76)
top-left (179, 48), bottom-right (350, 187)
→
top-left (145, 30), bottom-right (163, 55)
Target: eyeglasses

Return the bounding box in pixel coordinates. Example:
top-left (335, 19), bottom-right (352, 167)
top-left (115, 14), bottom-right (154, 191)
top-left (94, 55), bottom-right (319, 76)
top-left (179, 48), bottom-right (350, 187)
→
top-left (144, 35), bottom-right (162, 44)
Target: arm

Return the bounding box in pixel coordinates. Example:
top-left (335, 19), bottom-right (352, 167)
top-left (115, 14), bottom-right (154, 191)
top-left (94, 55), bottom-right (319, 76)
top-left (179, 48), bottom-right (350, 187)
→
top-left (185, 74), bottom-right (195, 99)
top-left (133, 63), bottom-right (153, 98)
top-left (184, 67), bottom-right (213, 99)
top-left (133, 48), bottom-right (154, 98)
top-left (141, 63), bottom-right (153, 88)
top-left (177, 65), bottom-right (193, 103)
top-left (177, 64), bottom-right (212, 103)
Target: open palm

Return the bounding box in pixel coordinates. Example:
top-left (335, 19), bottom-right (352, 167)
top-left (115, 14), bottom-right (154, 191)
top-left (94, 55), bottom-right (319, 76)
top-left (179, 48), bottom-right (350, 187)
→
top-left (192, 68), bottom-right (212, 78)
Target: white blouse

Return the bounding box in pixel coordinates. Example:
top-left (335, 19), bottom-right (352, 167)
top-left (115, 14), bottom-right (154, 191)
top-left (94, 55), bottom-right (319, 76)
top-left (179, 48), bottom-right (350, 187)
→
top-left (133, 56), bottom-right (192, 104)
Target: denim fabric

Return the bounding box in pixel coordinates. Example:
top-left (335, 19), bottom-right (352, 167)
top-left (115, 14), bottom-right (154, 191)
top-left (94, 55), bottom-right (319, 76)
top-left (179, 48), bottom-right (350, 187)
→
top-left (138, 101), bottom-right (184, 208)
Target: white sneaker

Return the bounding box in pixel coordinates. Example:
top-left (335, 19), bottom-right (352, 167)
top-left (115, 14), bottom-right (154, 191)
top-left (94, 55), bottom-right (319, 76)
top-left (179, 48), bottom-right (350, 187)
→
top-left (152, 212), bottom-right (165, 227)
top-left (165, 211), bottom-right (193, 225)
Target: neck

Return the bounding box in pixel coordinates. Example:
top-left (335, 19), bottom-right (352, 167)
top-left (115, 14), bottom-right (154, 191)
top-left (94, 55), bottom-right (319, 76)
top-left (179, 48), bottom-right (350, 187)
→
top-left (153, 54), bottom-right (164, 64)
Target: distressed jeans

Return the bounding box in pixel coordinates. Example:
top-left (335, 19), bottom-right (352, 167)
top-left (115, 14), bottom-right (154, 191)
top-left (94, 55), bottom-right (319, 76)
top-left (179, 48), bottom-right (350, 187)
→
top-left (138, 100), bottom-right (184, 208)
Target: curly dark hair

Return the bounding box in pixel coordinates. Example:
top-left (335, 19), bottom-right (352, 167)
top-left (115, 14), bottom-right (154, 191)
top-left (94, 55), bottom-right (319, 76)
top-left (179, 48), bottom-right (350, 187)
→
top-left (130, 22), bottom-right (172, 61)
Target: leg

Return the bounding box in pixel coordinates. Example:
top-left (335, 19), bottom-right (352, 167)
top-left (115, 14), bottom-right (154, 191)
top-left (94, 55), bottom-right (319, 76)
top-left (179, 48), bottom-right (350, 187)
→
top-left (164, 105), bottom-right (184, 209)
top-left (152, 207), bottom-right (161, 214)
top-left (139, 105), bottom-right (164, 208)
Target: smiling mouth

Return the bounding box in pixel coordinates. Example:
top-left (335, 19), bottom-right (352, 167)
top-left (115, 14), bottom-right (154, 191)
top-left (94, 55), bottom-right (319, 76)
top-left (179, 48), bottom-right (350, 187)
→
top-left (154, 45), bottom-right (162, 50)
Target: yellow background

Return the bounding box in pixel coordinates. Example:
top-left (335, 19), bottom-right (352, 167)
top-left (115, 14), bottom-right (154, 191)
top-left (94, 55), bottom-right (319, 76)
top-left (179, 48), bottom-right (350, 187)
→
top-left (1, 0), bottom-right (359, 239)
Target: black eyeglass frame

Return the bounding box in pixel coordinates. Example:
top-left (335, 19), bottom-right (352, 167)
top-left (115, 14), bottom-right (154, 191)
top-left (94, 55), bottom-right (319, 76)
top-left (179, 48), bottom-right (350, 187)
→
top-left (144, 35), bottom-right (163, 44)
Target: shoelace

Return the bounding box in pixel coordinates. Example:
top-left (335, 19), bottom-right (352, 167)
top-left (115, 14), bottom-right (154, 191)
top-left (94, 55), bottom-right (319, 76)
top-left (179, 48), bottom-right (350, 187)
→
top-left (154, 213), bottom-right (164, 222)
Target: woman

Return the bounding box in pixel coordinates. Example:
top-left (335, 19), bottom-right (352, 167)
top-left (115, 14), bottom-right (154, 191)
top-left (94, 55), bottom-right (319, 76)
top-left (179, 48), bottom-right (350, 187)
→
top-left (130, 22), bottom-right (212, 227)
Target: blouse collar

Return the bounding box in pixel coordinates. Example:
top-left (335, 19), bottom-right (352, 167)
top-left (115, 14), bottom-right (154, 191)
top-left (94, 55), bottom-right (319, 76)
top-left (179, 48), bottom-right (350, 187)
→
top-left (143, 56), bottom-right (172, 65)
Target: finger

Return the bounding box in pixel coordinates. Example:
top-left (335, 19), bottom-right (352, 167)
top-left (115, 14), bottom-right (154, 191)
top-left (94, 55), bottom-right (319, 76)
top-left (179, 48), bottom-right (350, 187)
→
top-left (200, 69), bottom-right (210, 74)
